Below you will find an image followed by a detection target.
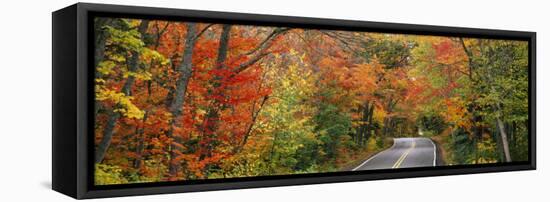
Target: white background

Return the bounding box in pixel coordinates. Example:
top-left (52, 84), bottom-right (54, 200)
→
top-left (0, 0), bottom-right (547, 201)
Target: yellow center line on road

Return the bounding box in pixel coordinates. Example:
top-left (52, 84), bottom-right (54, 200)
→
top-left (392, 140), bottom-right (416, 168)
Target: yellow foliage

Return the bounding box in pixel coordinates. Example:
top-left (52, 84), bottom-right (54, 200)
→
top-left (141, 48), bottom-right (170, 66)
top-left (109, 54), bottom-right (126, 63)
top-left (97, 61), bottom-right (116, 75)
top-left (124, 70), bottom-right (153, 81)
top-left (440, 97), bottom-right (471, 129)
top-left (474, 138), bottom-right (498, 164)
top-left (95, 164), bottom-right (128, 185)
top-left (96, 87), bottom-right (145, 119)
top-left (373, 108), bottom-right (387, 125)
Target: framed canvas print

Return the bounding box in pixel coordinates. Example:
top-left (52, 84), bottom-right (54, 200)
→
top-left (52, 3), bottom-right (536, 199)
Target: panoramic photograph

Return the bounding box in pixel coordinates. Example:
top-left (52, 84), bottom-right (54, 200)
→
top-left (93, 17), bottom-right (529, 185)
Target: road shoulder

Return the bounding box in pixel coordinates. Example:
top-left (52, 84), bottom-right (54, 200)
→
top-left (429, 137), bottom-right (447, 166)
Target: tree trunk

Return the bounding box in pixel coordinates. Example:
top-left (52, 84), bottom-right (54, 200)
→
top-left (95, 111), bottom-right (120, 163)
top-left (490, 79), bottom-right (512, 163)
top-left (201, 25), bottom-right (232, 161)
top-left (166, 23), bottom-right (198, 176)
top-left (365, 102), bottom-right (374, 143)
top-left (382, 98), bottom-right (397, 137)
top-left (94, 18), bottom-right (113, 115)
top-left (202, 26), bottom-right (289, 144)
top-left (94, 18), bottom-right (112, 73)
top-left (493, 120), bottom-right (505, 162)
top-left (133, 111), bottom-right (149, 169)
top-left (496, 114), bottom-right (512, 162)
top-left (510, 122), bottom-right (516, 151)
top-left (358, 101), bottom-right (373, 146)
top-left (95, 20), bottom-right (150, 163)
top-left (357, 105), bottom-right (365, 146)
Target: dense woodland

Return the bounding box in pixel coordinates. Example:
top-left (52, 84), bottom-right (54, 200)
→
top-left (93, 18), bottom-right (529, 185)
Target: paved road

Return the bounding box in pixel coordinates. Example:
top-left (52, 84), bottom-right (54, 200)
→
top-left (352, 138), bottom-right (436, 171)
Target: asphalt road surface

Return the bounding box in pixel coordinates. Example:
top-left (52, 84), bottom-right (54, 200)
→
top-left (353, 137), bottom-right (436, 171)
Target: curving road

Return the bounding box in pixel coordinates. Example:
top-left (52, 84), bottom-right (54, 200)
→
top-left (352, 137), bottom-right (436, 171)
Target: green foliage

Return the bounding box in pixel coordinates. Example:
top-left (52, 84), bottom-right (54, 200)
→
top-left (448, 129), bottom-right (475, 165)
top-left (418, 115), bottom-right (446, 136)
top-left (362, 37), bottom-right (416, 68)
top-left (104, 25), bottom-right (145, 52)
top-left (375, 136), bottom-right (386, 149)
top-left (313, 95), bottom-right (353, 161)
top-left (467, 40), bottom-right (529, 162)
top-left (259, 64), bottom-right (319, 174)
top-left (510, 122), bottom-right (529, 162)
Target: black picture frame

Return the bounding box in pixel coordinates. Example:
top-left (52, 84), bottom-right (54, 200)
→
top-left (52, 2), bottom-right (536, 199)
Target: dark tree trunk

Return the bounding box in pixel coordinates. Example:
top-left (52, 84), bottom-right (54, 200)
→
top-left (382, 98), bottom-right (396, 137)
top-left (166, 23), bottom-right (198, 176)
top-left (468, 104), bottom-right (483, 163)
top-left (94, 18), bottom-right (113, 74)
top-left (358, 101), bottom-right (371, 146)
top-left (201, 24), bottom-right (232, 162)
top-left (357, 105), bottom-right (365, 145)
top-left (201, 26), bottom-right (290, 145)
top-left (364, 102), bottom-right (374, 144)
top-left (133, 111), bottom-right (149, 169)
top-left (94, 18), bottom-right (113, 115)
top-left (95, 111), bottom-right (120, 163)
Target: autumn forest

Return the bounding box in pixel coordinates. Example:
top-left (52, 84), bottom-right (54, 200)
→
top-left (93, 17), bottom-right (529, 185)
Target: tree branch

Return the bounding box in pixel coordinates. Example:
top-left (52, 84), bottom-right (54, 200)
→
top-left (232, 28), bottom-right (291, 74)
top-left (243, 28), bottom-right (290, 55)
top-left (459, 37), bottom-right (475, 81)
top-left (319, 30), bottom-right (364, 52)
top-left (234, 52), bottom-right (271, 74)
top-left (234, 95), bottom-right (269, 154)
top-left (194, 24), bottom-right (214, 41)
